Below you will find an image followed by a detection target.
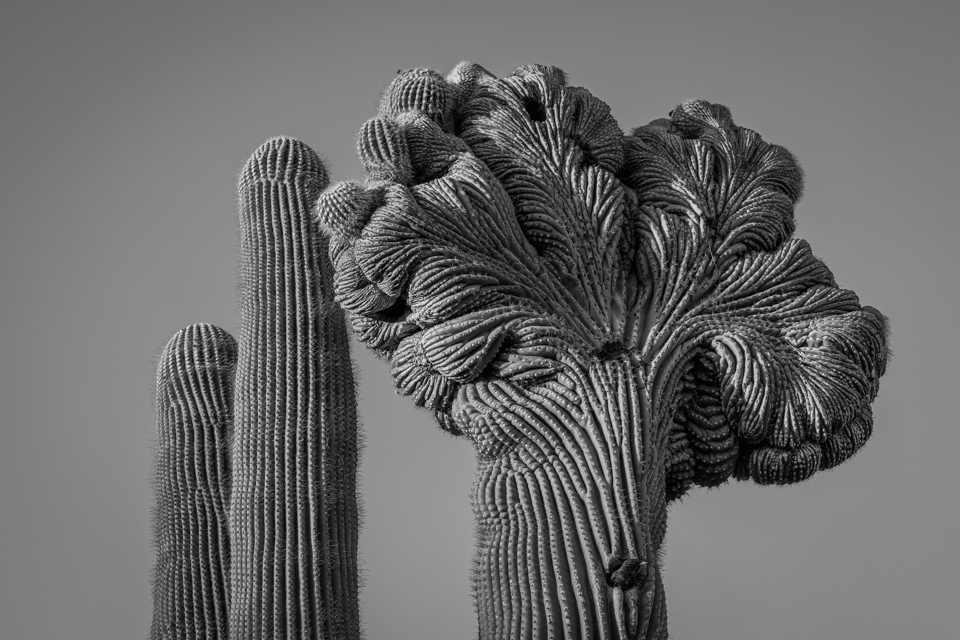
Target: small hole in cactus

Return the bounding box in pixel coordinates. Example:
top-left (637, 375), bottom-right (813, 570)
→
top-left (579, 148), bottom-right (599, 169)
top-left (523, 95), bottom-right (547, 122)
top-left (596, 341), bottom-right (627, 360)
top-left (568, 132), bottom-right (599, 169)
top-left (371, 299), bottom-right (410, 323)
top-left (605, 558), bottom-right (648, 590)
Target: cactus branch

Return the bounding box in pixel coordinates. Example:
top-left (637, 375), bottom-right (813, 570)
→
top-left (229, 137), bottom-right (361, 640)
top-left (151, 323), bottom-right (235, 640)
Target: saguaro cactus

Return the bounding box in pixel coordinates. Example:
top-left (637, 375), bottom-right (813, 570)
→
top-left (229, 137), bottom-right (360, 639)
top-left (152, 138), bottom-right (360, 640)
top-left (151, 62), bottom-right (890, 639)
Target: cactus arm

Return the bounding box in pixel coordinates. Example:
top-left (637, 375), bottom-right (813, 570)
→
top-left (230, 137), bottom-right (361, 640)
top-left (151, 137), bottom-right (363, 640)
top-left (151, 323), bottom-right (235, 640)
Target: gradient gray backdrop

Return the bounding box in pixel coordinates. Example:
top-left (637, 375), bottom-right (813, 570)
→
top-left (2, 1), bottom-right (956, 638)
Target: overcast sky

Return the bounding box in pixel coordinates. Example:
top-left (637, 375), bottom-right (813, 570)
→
top-left (1, 1), bottom-right (957, 638)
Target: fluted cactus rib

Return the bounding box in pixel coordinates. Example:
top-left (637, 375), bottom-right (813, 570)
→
top-left (314, 62), bottom-right (888, 639)
top-left (152, 323), bottom-right (235, 640)
top-left (231, 137), bottom-right (361, 640)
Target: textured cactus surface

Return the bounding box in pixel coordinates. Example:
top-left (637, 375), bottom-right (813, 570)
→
top-left (151, 62), bottom-right (890, 639)
top-left (229, 138), bottom-right (360, 640)
top-left (152, 138), bottom-right (361, 640)
top-left (152, 324), bottom-right (235, 640)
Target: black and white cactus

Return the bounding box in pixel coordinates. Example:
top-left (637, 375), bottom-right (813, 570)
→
top-left (151, 62), bottom-right (890, 640)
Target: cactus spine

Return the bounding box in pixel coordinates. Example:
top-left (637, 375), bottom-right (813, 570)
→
top-left (151, 323), bottom-right (235, 640)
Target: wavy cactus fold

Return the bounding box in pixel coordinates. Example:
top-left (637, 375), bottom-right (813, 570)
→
top-left (152, 61), bottom-right (889, 640)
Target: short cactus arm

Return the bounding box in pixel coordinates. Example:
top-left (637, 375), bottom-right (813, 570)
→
top-left (152, 324), bottom-right (235, 640)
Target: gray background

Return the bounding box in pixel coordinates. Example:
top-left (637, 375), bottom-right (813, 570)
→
top-left (1, 1), bottom-right (956, 638)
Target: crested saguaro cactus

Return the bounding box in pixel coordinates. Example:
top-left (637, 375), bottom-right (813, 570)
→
top-left (151, 62), bottom-right (890, 639)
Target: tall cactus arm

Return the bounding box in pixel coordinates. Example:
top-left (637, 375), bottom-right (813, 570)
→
top-left (230, 137), bottom-right (361, 640)
top-left (151, 324), bottom-right (235, 640)
top-left (151, 137), bottom-right (362, 640)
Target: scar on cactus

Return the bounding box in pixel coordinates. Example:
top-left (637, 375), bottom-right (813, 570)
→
top-left (152, 62), bottom-right (890, 640)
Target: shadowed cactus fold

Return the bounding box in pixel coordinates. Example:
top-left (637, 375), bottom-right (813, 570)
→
top-left (152, 62), bottom-right (889, 639)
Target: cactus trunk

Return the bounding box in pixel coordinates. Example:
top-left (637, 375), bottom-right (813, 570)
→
top-left (469, 355), bottom-right (668, 640)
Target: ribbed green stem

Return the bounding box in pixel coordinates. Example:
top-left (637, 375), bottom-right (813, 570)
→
top-left (151, 323), bottom-right (236, 640)
top-left (230, 137), bottom-right (361, 640)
